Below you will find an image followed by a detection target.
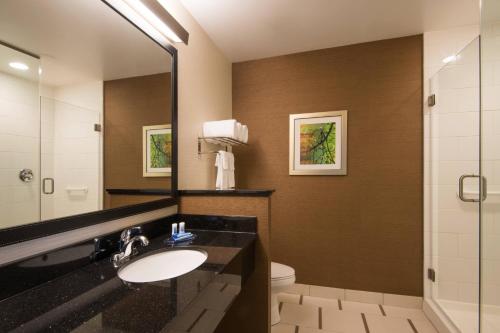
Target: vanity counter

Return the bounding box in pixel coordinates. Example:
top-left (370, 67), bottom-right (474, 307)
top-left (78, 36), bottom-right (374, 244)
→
top-left (0, 227), bottom-right (256, 332)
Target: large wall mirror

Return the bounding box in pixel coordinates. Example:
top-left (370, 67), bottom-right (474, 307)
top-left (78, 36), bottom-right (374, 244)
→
top-left (0, 0), bottom-right (177, 244)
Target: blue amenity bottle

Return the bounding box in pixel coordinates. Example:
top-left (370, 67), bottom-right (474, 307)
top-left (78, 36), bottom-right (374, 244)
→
top-left (166, 222), bottom-right (196, 245)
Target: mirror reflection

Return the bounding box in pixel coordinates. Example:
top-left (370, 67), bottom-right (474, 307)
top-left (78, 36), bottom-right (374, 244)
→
top-left (0, 0), bottom-right (173, 229)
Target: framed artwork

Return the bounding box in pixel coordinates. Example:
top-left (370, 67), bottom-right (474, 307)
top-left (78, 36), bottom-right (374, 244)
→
top-left (289, 110), bottom-right (347, 175)
top-left (143, 124), bottom-right (172, 177)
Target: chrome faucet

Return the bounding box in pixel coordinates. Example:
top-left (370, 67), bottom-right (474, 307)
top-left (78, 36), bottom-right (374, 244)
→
top-left (113, 227), bottom-right (149, 267)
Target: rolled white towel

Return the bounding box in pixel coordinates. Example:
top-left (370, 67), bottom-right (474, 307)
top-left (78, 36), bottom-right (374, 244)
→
top-left (236, 122), bottom-right (243, 141)
top-left (241, 125), bottom-right (248, 143)
top-left (203, 119), bottom-right (238, 139)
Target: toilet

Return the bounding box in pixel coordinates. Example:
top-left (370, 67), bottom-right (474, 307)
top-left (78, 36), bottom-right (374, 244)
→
top-left (271, 262), bottom-right (296, 325)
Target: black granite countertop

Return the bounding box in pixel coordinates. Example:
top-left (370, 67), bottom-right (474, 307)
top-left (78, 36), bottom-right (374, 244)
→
top-left (0, 220), bottom-right (256, 333)
top-left (179, 189), bottom-right (275, 197)
top-left (106, 189), bottom-right (172, 196)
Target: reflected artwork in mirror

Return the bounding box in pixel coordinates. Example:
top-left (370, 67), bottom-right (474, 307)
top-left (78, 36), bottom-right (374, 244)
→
top-left (0, 0), bottom-right (178, 243)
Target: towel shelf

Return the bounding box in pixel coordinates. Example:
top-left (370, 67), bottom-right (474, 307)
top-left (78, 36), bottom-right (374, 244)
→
top-left (197, 136), bottom-right (247, 157)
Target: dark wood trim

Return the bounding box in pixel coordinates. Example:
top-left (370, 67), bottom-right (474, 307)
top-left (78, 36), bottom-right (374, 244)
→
top-left (171, 48), bottom-right (179, 200)
top-left (106, 189), bottom-right (172, 196)
top-left (179, 189), bottom-right (275, 197)
top-left (0, 4), bottom-right (180, 247)
top-left (0, 40), bottom-right (40, 59)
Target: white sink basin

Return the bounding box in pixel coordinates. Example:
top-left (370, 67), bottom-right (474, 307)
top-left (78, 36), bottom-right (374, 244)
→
top-left (117, 248), bottom-right (207, 283)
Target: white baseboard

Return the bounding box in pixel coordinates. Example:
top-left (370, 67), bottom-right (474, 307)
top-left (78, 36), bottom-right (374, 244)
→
top-left (286, 283), bottom-right (423, 309)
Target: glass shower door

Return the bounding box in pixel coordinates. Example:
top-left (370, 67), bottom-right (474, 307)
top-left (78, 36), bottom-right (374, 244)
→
top-left (428, 37), bottom-right (481, 332)
top-left (40, 96), bottom-right (101, 220)
top-left (480, 0), bottom-right (500, 331)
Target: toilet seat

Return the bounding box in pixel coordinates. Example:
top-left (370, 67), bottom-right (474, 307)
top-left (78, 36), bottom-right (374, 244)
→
top-left (271, 262), bottom-right (295, 281)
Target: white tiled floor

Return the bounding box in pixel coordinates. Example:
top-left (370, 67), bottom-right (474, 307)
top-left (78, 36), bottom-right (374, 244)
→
top-left (274, 292), bottom-right (438, 333)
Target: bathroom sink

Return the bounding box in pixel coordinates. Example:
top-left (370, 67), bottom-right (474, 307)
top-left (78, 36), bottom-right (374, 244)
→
top-left (117, 248), bottom-right (207, 283)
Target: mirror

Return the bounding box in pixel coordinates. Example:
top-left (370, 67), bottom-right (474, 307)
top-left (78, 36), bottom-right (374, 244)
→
top-left (0, 0), bottom-right (175, 231)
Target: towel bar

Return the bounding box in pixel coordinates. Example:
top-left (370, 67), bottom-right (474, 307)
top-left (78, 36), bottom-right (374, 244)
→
top-left (197, 136), bottom-right (247, 158)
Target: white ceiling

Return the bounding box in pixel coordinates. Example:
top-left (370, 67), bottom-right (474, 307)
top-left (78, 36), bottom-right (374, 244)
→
top-left (0, 0), bottom-right (172, 87)
top-left (180, 0), bottom-right (480, 62)
top-left (0, 44), bottom-right (40, 82)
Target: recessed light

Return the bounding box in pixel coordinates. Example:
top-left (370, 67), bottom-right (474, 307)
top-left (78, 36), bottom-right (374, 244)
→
top-left (442, 55), bottom-right (457, 64)
top-left (9, 62), bottom-right (29, 71)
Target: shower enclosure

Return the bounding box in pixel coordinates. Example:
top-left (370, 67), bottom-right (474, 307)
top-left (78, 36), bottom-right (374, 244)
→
top-left (0, 42), bottom-right (102, 228)
top-left (425, 1), bottom-right (500, 332)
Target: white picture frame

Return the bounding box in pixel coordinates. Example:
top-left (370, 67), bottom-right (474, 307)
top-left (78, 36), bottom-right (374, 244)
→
top-left (289, 110), bottom-right (348, 175)
top-left (143, 124), bottom-right (172, 177)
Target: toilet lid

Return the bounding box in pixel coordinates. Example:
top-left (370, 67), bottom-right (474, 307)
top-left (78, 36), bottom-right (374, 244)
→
top-left (271, 262), bottom-right (295, 280)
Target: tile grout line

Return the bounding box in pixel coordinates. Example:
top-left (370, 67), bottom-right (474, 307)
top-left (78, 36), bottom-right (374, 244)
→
top-left (408, 319), bottom-right (419, 333)
top-left (219, 283), bottom-right (229, 292)
top-left (294, 326), bottom-right (299, 333)
top-left (379, 304), bottom-right (386, 316)
top-left (361, 313), bottom-right (370, 333)
top-left (338, 299), bottom-right (343, 310)
top-left (299, 294), bottom-right (303, 305)
top-left (279, 302), bottom-right (283, 313)
top-left (319, 307), bottom-right (323, 329)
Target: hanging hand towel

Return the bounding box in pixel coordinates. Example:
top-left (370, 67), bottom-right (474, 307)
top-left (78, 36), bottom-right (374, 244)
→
top-left (215, 152), bottom-right (224, 189)
top-left (227, 151), bottom-right (235, 188)
top-left (215, 151), bottom-right (235, 190)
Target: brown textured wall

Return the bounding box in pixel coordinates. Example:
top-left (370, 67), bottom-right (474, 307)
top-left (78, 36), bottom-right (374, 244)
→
top-left (179, 195), bottom-right (271, 333)
top-left (104, 73), bottom-right (171, 208)
top-left (232, 35), bottom-right (423, 296)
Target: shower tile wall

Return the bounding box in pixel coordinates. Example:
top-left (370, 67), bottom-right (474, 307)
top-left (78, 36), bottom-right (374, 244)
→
top-left (0, 71), bottom-right (40, 227)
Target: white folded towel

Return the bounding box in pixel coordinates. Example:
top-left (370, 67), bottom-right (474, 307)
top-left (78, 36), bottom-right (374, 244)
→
top-left (203, 119), bottom-right (238, 139)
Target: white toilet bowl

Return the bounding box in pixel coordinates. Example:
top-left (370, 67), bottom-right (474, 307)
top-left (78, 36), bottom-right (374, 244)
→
top-left (271, 262), bottom-right (296, 326)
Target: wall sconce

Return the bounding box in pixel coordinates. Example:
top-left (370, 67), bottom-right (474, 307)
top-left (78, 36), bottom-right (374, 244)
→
top-left (103, 0), bottom-right (189, 46)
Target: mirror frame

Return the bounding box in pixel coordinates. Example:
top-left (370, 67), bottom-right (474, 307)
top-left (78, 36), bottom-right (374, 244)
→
top-left (0, 3), bottom-right (179, 247)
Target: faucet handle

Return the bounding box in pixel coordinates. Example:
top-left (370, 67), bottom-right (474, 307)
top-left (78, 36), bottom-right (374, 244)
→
top-left (119, 226), bottom-right (143, 250)
top-left (120, 226), bottom-right (142, 240)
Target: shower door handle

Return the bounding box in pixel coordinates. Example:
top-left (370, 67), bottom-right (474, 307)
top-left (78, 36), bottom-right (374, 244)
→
top-left (42, 178), bottom-right (54, 194)
top-left (458, 175), bottom-right (487, 202)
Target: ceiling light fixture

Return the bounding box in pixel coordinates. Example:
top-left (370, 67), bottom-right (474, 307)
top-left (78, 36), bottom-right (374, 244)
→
top-left (442, 55), bottom-right (458, 64)
top-left (102, 0), bottom-right (189, 46)
top-left (9, 62), bottom-right (29, 71)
